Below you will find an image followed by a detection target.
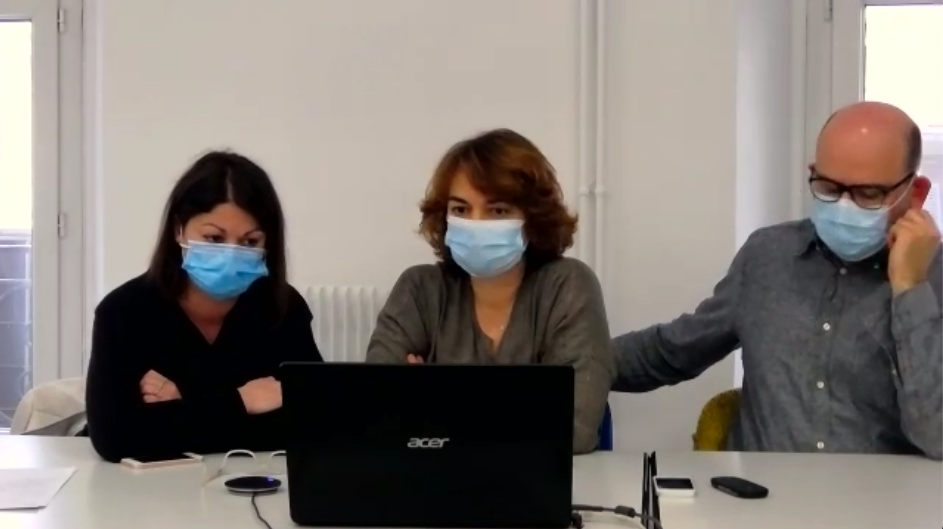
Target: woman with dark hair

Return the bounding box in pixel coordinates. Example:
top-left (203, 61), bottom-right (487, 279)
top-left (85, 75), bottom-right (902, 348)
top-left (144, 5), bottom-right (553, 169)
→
top-left (85, 151), bottom-right (322, 462)
top-left (365, 129), bottom-right (616, 454)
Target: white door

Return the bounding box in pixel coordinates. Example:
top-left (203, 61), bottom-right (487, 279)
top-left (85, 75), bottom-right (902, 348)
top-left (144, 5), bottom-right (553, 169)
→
top-left (807, 0), bottom-right (943, 227)
top-left (0, 0), bottom-right (82, 432)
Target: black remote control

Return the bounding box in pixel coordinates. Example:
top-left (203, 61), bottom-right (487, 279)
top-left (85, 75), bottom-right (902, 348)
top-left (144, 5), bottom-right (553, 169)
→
top-left (710, 476), bottom-right (769, 499)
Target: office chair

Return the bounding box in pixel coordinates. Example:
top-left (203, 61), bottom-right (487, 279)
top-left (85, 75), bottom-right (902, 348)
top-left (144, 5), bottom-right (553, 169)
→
top-left (11, 377), bottom-right (87, 435)
top-left (692, 388), bottom-right (741, 450)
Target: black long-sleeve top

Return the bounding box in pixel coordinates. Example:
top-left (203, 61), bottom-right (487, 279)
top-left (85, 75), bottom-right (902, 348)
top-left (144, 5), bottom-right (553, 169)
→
top-left (85, 274), bottom-right (323, 462)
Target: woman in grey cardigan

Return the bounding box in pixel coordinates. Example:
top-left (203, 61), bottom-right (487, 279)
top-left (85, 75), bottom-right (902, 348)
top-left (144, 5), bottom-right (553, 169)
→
top-left (365, 128), bottom-right (616, 454)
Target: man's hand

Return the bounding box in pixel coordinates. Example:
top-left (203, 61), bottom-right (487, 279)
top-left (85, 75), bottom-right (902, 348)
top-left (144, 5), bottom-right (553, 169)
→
top-left (888, 209), bottom-right (942, 294)
top-left (238, 377), bottom-right (283, 414)
top-left (140, 370), bottom-right (181, 403)
top-left (406, 354), bottom-right (425, 364)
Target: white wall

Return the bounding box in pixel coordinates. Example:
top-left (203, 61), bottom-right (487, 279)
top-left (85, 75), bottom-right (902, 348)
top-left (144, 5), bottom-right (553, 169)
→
top-left (732, 0), bottom-right (806, 385)
top-left (602, 0), bottom-right (736, 450)
top-left (736, 0), bottom-right (799, 245)
top-left (84, 0), bottom-right (805, 452)
top-left (89, 0), bottom-right (582, 292)
top-left (601, 0), bottom-right (803, 450)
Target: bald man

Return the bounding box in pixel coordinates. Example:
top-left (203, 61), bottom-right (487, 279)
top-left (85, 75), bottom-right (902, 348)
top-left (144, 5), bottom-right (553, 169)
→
top-left (613, 102), bottom-right (942, 460)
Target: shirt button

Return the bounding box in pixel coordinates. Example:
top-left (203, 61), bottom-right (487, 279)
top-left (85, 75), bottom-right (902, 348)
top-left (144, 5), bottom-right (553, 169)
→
top-left (891, 369), bottom-right (898, 376)
top-left (839, 267), bottom-right (847, 275)
top-left (816, 441), bottom-right (825, 450)
top-left (816, 381), bottom-right (825, 389)
top-left (822, 322), bottom-right (831, 331)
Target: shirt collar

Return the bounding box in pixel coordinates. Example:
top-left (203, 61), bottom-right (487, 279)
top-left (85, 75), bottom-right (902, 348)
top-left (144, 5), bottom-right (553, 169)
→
top-left (794, 219), bottom-right (818, 257)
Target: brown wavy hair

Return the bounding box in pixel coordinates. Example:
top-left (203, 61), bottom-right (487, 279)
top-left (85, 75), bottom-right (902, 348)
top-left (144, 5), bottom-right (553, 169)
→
top-left (419, 128), bottom-right (578, 268)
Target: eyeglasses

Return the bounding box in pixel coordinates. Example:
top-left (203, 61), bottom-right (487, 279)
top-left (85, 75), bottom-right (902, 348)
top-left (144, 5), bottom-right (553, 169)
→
top-left (808, 170), bottom-right (914, 210)
top-left (201, 449), bottom-right (287, 487)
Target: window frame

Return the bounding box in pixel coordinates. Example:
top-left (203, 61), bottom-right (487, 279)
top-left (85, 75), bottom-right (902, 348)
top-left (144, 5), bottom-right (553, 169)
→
top-left (801, 0), bottom-right (835, 218)
top-left (59, 0), bottom-right (84, 380)
top-left (0, 0), bottom-right (84, 432)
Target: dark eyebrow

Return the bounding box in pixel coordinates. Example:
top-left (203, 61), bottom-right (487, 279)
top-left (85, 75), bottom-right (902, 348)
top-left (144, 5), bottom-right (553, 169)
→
top-left (201, 222), bottom-right (262, 237)
top-left (447, 196), bottom-right (510, 206)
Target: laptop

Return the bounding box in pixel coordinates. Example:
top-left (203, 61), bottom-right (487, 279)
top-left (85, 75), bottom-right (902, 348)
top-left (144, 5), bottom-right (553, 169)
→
top-left (280, 362), bottom-right (575, 528)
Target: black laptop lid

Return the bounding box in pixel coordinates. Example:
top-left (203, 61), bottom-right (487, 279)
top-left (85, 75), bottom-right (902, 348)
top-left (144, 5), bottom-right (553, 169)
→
top-left (280, 362), bottom-right (575, 528)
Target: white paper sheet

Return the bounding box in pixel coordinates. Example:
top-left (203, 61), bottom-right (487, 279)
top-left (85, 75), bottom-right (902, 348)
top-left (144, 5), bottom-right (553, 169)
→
top-left (0, 467), bottom-right (77, 510)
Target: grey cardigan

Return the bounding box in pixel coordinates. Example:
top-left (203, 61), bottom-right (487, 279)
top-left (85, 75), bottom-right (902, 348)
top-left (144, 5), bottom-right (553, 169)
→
top-left (365, 258), bottom-right (616, 454)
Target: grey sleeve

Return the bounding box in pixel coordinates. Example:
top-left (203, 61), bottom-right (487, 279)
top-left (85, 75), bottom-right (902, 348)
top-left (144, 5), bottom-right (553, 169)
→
top-left (611, 239), bottom-right (747, 393)
top-left (541, 261), bottom-right (617, 454)
top-left (890, 280), bottom-right (943, 460)
top-left (365, 267), bottom-right (432, 364)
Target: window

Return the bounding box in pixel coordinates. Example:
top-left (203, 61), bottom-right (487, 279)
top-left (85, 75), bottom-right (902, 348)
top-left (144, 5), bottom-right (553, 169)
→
top-left (0, 17), bottom-right (33, 430)
top-left (807, 0), bottom-right (943, 226)
top-left (864, 3), bottom-right (943, 225)
top-left (0, 0), bottom-right (82, 433)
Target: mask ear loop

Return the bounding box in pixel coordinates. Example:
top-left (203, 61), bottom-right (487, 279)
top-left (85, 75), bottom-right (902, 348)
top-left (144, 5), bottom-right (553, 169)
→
top-left (260, 450), bottom-right (286, 477)
top-left (888, 177), bottom-right (916, 211)
top-left (202, 449), bottom-right (257, 487)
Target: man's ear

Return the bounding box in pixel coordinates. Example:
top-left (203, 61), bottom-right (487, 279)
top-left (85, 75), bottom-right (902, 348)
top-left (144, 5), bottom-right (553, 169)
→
top-left (910, 175), bottom-right (932, 209)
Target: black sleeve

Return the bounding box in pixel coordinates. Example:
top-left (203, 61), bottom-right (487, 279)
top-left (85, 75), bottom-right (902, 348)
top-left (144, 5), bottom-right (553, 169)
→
top-left (216, 287), bottom-right (324, 452)
top-left (277, 287), bottom-right (324, 364)
top-left (85, 303), bottom-right (250, 462)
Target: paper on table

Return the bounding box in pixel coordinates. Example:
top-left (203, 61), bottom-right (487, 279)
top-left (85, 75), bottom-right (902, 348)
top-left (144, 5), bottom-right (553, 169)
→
top-left (0, 467), bottom-right (77, 510)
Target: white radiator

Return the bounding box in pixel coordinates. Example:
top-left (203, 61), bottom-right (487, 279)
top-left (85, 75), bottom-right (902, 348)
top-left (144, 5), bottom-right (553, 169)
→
top-left (305, 286), bottom-right (389, 362)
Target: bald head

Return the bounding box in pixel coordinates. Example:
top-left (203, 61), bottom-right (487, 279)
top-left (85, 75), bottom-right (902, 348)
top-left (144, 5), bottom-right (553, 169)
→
top-left (816, 101), bottom-right (922, 184)
top-left (813, 101), bottom-right (930, 224)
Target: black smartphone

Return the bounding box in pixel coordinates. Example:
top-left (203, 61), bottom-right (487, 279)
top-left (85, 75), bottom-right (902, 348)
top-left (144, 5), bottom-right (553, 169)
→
top-left (710, 476), bottom-right (769, 499)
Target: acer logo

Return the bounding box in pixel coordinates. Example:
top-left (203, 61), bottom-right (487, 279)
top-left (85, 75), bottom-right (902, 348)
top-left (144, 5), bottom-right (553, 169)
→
top-left (407, 437), bottom-right (450, 449)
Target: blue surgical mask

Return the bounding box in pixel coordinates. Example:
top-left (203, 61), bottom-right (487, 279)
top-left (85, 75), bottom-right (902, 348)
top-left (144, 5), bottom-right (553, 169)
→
top-left (444, 216), bottom-right (526, 278)
top-left (810, 198), bottom-right (890, 262)
top-left (181, 241), bottom-right (268, 300)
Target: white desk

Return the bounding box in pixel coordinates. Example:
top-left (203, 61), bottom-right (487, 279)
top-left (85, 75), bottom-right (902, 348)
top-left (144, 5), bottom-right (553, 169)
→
top-left (0, 437), bottom-right (939, 529)
top-left (657, 451), bottom-right (943, 529)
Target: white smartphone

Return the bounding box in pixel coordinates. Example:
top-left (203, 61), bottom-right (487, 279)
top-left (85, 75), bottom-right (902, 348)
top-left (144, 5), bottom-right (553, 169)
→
top-left (120, 452), bottom-right (203, 470)
top-left (653, 476), bottom-right (696, 498)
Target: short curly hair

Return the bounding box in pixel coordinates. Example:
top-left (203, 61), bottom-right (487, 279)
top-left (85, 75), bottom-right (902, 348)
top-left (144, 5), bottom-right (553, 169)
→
top-left (419, 128), bottom-right (578, 268)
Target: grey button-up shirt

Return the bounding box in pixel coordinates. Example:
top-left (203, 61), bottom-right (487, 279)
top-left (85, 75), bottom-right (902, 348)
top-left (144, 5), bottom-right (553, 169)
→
top-left (613, 219), bottom-right (943, 459)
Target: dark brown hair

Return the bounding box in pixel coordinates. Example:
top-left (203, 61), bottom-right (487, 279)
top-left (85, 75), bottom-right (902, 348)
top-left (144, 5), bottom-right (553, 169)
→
top-left (146, 150), bottom-right (289, 316)
top-left (419, 128), bottom-right (578, 268)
